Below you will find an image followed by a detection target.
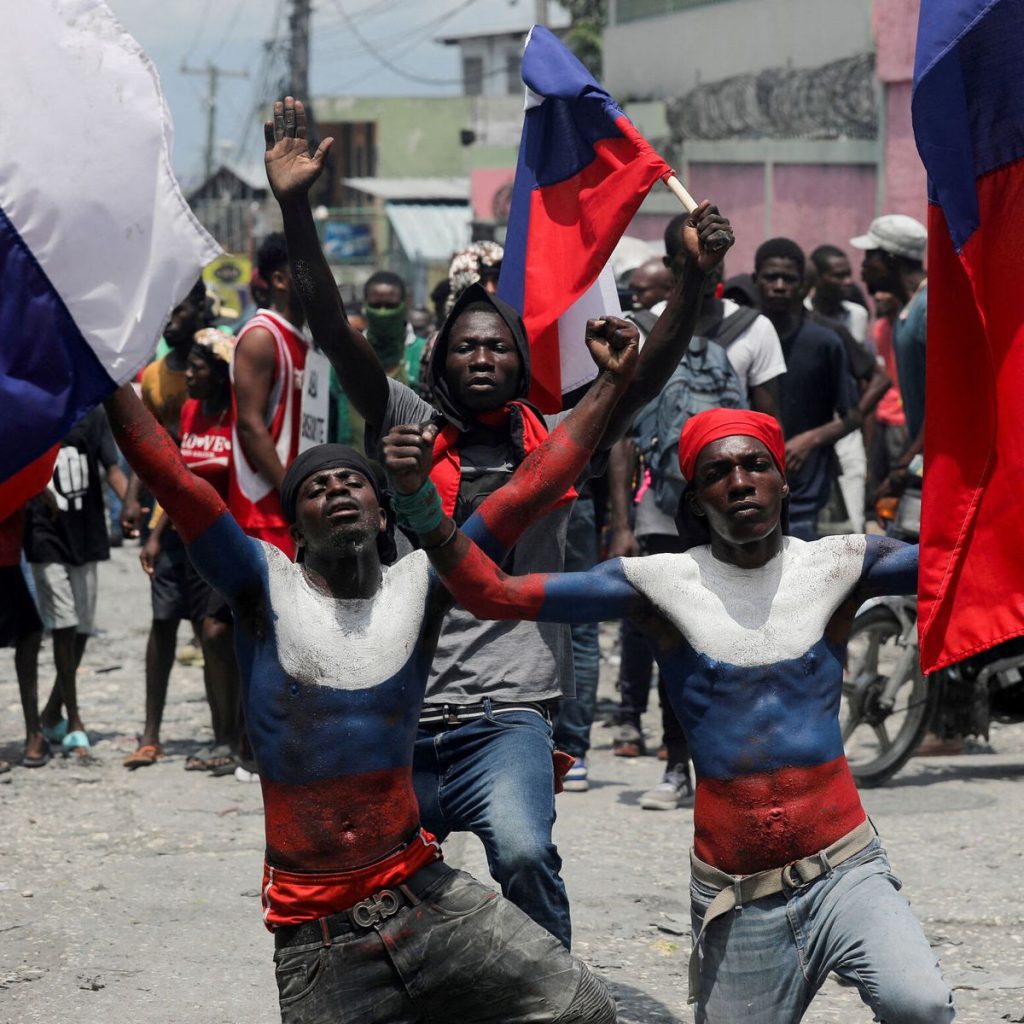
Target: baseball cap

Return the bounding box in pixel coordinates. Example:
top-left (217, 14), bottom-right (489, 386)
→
top-left (850, 215), bottom-right (927, 260)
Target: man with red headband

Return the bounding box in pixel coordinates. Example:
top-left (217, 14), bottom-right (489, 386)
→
top-left (384, 406), bottom-right (954, 1023)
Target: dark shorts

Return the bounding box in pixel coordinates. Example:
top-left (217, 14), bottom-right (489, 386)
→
top-left (151, 531), bottom-right (230, 625)
top-left (273, 866), bottom-right (615, 1024)
top-left (0, 565), bottom-right (43, 647)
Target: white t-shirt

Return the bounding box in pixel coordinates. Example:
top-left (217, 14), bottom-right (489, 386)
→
top-left (649, 298), bottom-right (787, 396)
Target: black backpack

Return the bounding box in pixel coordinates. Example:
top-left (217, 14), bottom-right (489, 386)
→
top-left (630, 306), bottom-right (756, 516)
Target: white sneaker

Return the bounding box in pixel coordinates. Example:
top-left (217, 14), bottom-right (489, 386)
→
top-left (234, 765), bottom-right (260, 783)
top-left (640, 764), bottom-right (693, 810)
top-left (562, 757), bottom-right (589, 792)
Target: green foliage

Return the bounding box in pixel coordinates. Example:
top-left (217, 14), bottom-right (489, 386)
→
top-left (564, 0), bottom-right (606, 77)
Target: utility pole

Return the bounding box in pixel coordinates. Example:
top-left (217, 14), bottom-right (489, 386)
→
top-left (534, 0), bottom-right (549, 27)
top-left (181, 60), bottom-right (248, 182)
top-left (288, 0), bottom-right (312, 99)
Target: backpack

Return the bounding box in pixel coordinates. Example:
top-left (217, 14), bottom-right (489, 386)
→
top-left (630, 306), bottom-right (755, 516)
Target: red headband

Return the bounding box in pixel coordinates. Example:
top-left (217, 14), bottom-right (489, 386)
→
top-left (678, 408), bottom-right (786, 482)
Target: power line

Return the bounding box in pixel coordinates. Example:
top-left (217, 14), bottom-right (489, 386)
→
top-left (321, 0), bottom-right (482, 87)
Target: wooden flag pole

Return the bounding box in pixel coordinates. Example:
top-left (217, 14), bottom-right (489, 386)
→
top-left (664, 173), bottom-right (731, 252)
top-left (665, 174), bottom-right (698, 213)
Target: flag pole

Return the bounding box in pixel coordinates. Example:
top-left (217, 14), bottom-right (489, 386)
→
top-left (664, 174), bottom-right (698, 213)
top-left (665, 174), bottom-right (731, 251)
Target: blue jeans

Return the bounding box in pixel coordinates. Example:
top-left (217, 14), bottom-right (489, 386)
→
top-left (689, 839), bottom-right (954, 1023)
top-left (554, 497), bottom-right (600, 759)
top-left (413, 706), bottom-right (572, 948)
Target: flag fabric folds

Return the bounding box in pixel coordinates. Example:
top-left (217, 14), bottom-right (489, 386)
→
top-left (497, 25), bottom-right (672, 412)
top-left (0, 0), bottom-right (220, 498)
top-left (912, 0), bottom-right (1024, 672)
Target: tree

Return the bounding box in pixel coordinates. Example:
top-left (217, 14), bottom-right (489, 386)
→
top-left (564, 0), bottom-right (605, 77)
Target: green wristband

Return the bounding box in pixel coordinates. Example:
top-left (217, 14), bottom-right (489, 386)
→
top-left (390, 479), bottom-right (445, 535)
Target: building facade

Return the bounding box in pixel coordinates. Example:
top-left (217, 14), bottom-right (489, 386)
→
top-left (606, 0), bottom-right (926, 275)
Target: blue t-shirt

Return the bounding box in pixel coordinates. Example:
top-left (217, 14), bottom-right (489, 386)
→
top-left (892, 285), bottom-right (927, 440)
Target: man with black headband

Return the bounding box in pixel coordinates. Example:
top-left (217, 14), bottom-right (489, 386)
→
top-left (102, 303), bottom-right (639, 1022)
top-left (264, 95), bottom-right (734, 947)
top-left (386, 405), bottom-right (953, 1023)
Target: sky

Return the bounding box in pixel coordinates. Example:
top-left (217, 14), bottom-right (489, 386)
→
top-left (107, 0), bottom-right (565, 188)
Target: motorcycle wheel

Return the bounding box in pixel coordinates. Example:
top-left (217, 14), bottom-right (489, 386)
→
top-left (841, 605), bottom-right (940, 788)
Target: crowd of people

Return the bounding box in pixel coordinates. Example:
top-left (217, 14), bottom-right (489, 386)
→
top-left (0, 95), bottom-right (944, 1023)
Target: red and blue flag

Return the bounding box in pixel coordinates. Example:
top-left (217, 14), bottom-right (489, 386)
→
top-left (912, 0), bottom-right (1024, 671)
top-left (497, 25), bottom-right (672, 412)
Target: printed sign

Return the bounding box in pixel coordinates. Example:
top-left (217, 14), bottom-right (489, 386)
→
top-left (299, 348), bottom-right (332, 452)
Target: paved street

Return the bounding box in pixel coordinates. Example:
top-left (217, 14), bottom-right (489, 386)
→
top-left (2, 545), bottom-right (1024, 1023)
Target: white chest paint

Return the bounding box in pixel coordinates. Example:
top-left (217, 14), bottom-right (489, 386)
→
top-left (262, 545), bottom-right (431, 690)
top-left (619, 536), bottom-right (868, 667)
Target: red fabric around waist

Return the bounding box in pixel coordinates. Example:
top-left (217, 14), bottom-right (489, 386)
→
top-left (261, 829), bottom-right (442, 930)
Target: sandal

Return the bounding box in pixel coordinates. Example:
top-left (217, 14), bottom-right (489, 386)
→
top-left (123, 743), bottom-right (163, 769)
top-left (184, 746), bottom-right (213, 771)
top-left (21, 741), bottom-right (52, 768)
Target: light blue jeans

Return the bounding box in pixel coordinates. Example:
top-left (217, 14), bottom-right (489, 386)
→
top-left (413, 705), bottom-right (571, 949)
top-left (689, 839), bottom-right (954, 1023)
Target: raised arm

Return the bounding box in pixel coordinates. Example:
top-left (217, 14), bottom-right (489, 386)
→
top-left (600, 202), bottom-right (734, 446)
top-left (264, 96), bottom-right (389, 429)
top-left (384, 317), bottom-right (645, 621)
top-left (103, 385), bottom-right (261, 602)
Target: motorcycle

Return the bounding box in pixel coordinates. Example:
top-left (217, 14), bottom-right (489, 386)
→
top-left (840, 461), bottom-right (1024, 787)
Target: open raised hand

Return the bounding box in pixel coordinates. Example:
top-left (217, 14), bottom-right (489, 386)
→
top-left (264, 96), bottom-right (334, 202)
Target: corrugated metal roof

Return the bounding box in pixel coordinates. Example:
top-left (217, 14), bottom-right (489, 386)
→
top-left (344, 177), bottom-right (469, 201)
top-left (386, 202), bottom-right (471, 263)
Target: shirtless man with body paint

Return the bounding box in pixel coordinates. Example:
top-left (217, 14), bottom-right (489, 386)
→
top-left (101, 311), bottom-right (639, 1024)
top-left (383, 407), bottom-right (955, 1024)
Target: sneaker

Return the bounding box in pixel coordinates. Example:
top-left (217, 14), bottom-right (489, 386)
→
top-left (562, 757), bottom-right (589, 792)
top-left (233, 764), bottom-right (260, 783)
top-left (612, 722), bottom-right (646, 758)
top-left (640, 764), bottom-right (693, 810)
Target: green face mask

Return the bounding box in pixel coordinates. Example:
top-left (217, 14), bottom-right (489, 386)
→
top-left (365, 302), bottom-right (407, 369)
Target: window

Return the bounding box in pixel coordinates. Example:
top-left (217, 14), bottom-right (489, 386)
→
top-left (463, 56), bottom-right (484, 96)
top-left (506, 52), bottom-right (522, 95)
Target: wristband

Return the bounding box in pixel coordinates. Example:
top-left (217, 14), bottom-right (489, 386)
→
top-left (390, 479), bottom-right (445, 535)
top-left (422, 520), bottom-right (458, 552)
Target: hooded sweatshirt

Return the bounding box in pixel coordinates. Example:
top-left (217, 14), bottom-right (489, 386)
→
top-left (365, 283), bottom-right (589, 706)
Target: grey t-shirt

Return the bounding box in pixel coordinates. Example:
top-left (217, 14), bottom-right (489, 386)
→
top-left (371, 378), bottom-right (578, 705)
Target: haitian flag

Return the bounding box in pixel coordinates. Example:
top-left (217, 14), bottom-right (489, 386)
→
top-left (912, 0), bottom-right (1024, 672)
top-left (0, 0), bottom-right (220, 519)
top-left (498, 25), bottom-right (672, 412)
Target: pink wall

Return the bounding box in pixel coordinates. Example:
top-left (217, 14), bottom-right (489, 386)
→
top-left (884, 82), bottom-right (928, 224)
top-left (873, 0), bottom-right (920, 83)
top-left (771, 163), bottom-right (879, 270)
top-left (687, 163), bottom-right (767, 278)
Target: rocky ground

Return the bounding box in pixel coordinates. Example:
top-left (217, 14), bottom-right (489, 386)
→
top-left (2, 545), bottom-right (1024, 1023)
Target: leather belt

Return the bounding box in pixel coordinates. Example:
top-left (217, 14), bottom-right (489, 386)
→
top-left (418, 700), bottom-right (552, 728)
top-left (687, 819), bottom-right (876, 1003)
top-left (274, 860), bottom-right (450, 949)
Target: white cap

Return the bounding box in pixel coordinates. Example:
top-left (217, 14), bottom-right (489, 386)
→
top-left (850, 214), bottom-right (927, 260)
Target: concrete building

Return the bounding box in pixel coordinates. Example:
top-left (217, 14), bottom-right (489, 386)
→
top-left (606, 0), bottom-right (926, 275)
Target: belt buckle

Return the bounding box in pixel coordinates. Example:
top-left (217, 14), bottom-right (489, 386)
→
top-left (781, 861), bottom-right (804, 890)
top-left (442, 704), bottom-right (462, 727)
top-left (350, 889), bottom-right (402, 929)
